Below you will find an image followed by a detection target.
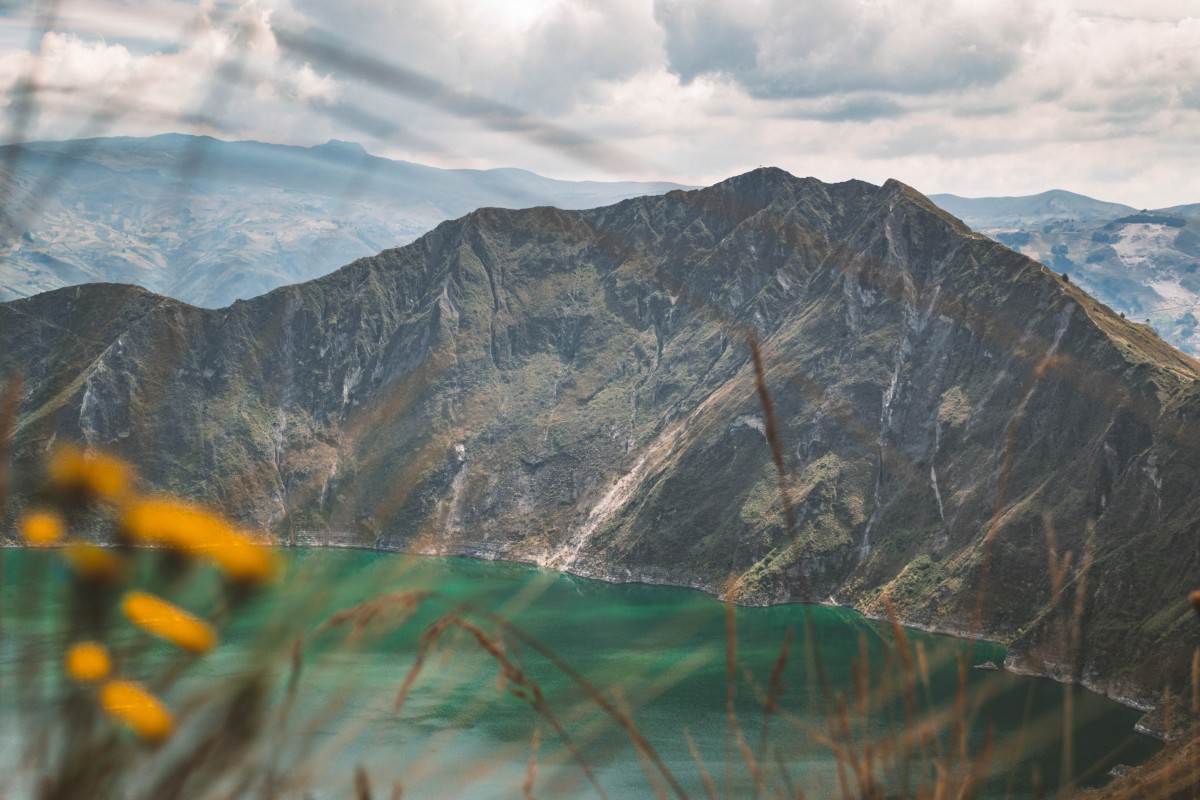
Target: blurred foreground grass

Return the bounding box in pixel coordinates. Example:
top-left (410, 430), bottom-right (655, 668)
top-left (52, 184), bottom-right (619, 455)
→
top-left (0, 442), bottom-right (1187, 799)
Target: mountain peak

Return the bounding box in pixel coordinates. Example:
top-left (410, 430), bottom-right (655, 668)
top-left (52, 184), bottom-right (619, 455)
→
top-left (701, 166), bottom-right (818, 213)
top-left (716, 165), bottom-right (801, 188)
top-left (313, 139), bottom-right (369, 158)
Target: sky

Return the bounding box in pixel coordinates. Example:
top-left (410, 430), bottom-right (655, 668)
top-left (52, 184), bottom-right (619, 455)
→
top-left (0, 0), bottom-right (1198, 207)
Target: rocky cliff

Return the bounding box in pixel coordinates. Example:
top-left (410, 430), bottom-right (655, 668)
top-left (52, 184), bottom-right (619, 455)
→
top-left (3, 168), bottom-right (1199, 705)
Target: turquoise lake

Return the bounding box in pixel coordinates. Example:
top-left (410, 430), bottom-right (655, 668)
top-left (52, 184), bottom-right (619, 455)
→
top-left (0, 547), bottom-right (1160, 798)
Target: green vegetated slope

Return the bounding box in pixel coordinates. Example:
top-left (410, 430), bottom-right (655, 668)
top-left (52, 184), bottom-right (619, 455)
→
top-left (3, 168), bottom-right (1199, 708)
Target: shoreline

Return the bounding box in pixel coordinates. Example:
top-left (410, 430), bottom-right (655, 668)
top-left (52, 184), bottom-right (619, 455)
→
top-left (3, 537), bottom-right (1165, 740)
top-left (359, 539), bottom-right (1167, 741)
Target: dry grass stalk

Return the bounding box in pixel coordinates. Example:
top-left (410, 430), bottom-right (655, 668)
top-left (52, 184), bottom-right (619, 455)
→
top-left (354, 764), bottom-right (373, 800)
top-left (461, 602), bottom-right (690, 799)
top-left (523, 722), bottom-right (542, 800)
top-left (317, 590), bottom-right (433, 645)
top-left (758, 627), bottom-right (795, 756)
top-left (746, 330), bottom-right (798, 565)
top-left (684, 728), bottom-right (719, 800)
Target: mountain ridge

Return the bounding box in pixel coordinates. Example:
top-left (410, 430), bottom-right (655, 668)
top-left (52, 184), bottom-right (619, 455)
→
top-left (929, 189), bottom-right (1140, 229)
top-left (4, 167), bottom-right (1199, 716)
top-left (0, 133), bottom-right (690, 307)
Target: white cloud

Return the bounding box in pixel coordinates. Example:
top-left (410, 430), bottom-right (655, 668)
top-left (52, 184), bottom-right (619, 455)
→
top-left (0, 0), bottom-right (1198, 207)
top-left (655, 0), bottom-right (1047, 98)
top-left (0, 1), bottom-right (337, 138)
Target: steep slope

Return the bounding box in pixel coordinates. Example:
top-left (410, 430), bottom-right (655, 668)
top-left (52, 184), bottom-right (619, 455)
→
top-left (3, 168), bottom-right (1199, 708)
top-left (0, 134), bottom-right (687, 306)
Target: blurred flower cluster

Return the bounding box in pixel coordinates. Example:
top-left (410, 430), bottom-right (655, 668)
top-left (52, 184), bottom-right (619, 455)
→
top-left (18, 444), bottom-right (277, 744)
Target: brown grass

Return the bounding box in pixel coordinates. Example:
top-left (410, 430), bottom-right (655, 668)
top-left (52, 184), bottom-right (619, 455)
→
top-left (0, 363), bottom-right (1195, 800)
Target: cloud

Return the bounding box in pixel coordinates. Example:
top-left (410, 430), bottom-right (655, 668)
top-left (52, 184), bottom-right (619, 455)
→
top-left (0, 1), bottom-right (1199, 208)
top-left (654, 0), bottom-right (1045, 98)
top-left (781, 95), bottom-right (909, 123)
top-left (286, 0), bottom-right (663, 113)
top-left (0, 1), bottom-right (337, 137)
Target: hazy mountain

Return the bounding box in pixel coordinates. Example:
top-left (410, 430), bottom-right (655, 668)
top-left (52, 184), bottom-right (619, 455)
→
top-left (1161, 203), bottom-right (1200, 219)
top-left (930, 191), bottom-right (1200, 355)
top-left (4, 168), bottom-right (1199, 708)
top-left (929, 190), bottom-right (1137, 229)
top-left (0, 134), bottom-right (687, 307)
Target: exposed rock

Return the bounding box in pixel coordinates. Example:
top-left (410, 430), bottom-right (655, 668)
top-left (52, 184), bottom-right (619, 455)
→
top-left (3, 167), bottom-right (1200, 710)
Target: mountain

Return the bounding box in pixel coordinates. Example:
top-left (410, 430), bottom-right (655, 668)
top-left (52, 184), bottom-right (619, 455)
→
top-left (1160, 203), bottom-right (1200, 219)
top-left (930, 192), bottom-right (1200, 355)
top-left (3, 168), bottom-right (1199, 710)
top-left (0, 134), bottom-right (687, 307)
top-left (928, 190), bottom-right (1137, 229)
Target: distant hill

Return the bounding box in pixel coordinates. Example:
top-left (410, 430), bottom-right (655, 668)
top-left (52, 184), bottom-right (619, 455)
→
top-left (930, 190), bottom-right (1200, 355)
top-left (0, 134), bottom-right (689, 307)
top-left (929, 189), bottom-right (1137, 229)
top-left (1160, 202), bottom-right (1200, 219)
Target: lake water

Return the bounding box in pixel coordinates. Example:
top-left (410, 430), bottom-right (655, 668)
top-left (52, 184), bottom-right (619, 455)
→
top-left (0, 547), bottom-right (1159, 798)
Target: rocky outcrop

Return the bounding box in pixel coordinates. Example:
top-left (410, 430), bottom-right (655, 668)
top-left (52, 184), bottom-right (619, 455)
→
top-left (3, 167), bottom-right (1199, 708)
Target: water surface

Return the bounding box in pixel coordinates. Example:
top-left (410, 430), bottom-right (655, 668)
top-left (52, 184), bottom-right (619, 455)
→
top-left (0, 547), bottom-right (1159, 798)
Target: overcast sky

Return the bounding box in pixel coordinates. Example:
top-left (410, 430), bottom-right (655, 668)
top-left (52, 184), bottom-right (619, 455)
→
top-left (0, 0), bottom-right (1197, 207)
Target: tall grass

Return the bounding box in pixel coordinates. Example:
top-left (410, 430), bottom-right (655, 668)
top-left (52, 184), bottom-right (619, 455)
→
top-left (0, 381), bottom-right (1191, 799)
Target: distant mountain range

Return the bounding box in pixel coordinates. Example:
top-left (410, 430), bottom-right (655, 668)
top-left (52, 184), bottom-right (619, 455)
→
top-left (0, 134), bottom-right (688, 307)
top-left (928, 190), bottom-right (1140, 229)
top-left (2, 134), bottom-right (1199, 357)
top-left (930, 190), bottom-right (1200, 354)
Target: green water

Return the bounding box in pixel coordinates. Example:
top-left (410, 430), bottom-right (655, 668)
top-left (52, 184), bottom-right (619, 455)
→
top-left (0, 547), bottom-right (1159, 798)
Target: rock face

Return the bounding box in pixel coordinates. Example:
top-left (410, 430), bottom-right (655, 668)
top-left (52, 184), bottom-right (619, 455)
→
top-left (3, 168), bottom-right (1200, 704)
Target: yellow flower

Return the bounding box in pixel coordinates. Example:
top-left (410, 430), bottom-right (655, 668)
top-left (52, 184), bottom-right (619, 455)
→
top-left (121, 591), bottom-right (216, 655)
top-left (19, 510), bottom-right (65, 546)
top-left (65, 642), bottom-right (112, 683)
top-left (48, 445), bottom-right (132, 503)
top-left (208, 537), bottom-right (279, 585)
top-left (62, 543), bottom-right (126, 582)
top-left (121, 498), bottom-right (278, 584)
top-left (120, 497), bottom-right (225, 549)
top-left (99, 680), bottom-right (173, 743)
